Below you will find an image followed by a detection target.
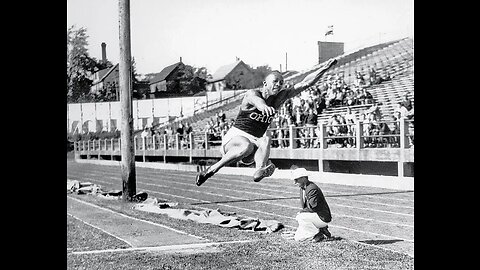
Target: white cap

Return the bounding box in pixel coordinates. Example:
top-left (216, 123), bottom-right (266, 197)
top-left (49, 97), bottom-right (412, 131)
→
top-left (291, 168), bottom-right (309, 180)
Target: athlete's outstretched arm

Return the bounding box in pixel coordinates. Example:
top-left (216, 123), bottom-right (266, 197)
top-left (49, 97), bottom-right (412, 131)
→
top-left (284, 58), bottom-right (337, 100)
top-left (244, 90), bottom-right (276, 117)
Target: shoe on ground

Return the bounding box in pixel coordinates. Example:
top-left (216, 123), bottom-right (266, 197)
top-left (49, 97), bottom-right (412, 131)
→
top-left (253, 162), bottom-right (276, 182)
top-left (196, 168), bottom-right (214, 186)
top-left (319, 226), bottom-right (332, 239)
top-left (312, 232), bottom-right (326, 242)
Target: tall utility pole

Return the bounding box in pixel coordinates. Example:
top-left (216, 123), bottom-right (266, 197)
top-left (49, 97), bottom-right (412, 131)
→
top-left (285, 52), bottom-right (288, 72)
top-left (118, 0), bottom-right (136, 201)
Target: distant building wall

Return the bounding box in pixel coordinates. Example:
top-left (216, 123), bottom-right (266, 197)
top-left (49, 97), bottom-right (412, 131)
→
top-left (318, 41), bottom-right (344, 63)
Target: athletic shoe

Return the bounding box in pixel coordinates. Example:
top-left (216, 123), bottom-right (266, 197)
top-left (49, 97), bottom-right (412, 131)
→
top-left (196, 168), bottom-right (214, 186)
top-left (253, 162), bottom-right (276, 182)
top-left (312, 232), bottom-right (326, 242)
top-left (319, 226), bottom-right (332, 239)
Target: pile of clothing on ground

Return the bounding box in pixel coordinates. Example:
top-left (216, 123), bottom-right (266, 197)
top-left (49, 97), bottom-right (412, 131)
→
top-left (134, 198), bottom-right (283, 233)
top-left (67, 179), bottom-right (283, 233)
top-left (66, 179), bottom-right (148, 202)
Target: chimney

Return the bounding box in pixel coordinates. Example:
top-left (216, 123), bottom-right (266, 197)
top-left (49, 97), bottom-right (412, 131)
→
top-left (101, 42), bottom-right (107, 63)
top-left (179, 56), bottom-right (182, 63)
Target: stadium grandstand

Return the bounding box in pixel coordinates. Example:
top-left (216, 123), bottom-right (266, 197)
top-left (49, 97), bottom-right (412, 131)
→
top-left (155, 37), bottom-right (413, 144)
top-left (72, 37), bottom-right (414, 180)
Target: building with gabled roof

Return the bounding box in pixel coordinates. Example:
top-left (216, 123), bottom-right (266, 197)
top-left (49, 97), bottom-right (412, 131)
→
top-left (206, 60), bottom-right (256, 92)
top-left (148, 61), bottom-right (185, 95)
top-left (90, 63), bottom-right (119, 94)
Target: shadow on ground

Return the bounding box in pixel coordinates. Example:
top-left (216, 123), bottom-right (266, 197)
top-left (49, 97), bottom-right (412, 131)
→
top-left (359, 239), bottom-right (404, 245)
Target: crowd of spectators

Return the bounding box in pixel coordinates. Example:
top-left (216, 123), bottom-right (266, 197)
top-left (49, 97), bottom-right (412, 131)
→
top-left (141, 67), bottom-right (412, 150)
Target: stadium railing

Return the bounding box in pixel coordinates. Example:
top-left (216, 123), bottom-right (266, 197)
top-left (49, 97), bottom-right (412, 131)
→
top-left (74, 119), bottom-right (414, 155)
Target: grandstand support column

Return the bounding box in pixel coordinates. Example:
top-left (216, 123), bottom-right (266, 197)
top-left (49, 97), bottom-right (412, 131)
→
top-left (163, 134), bottom-right (167, 163)
top-left (289, 125), bottom-right (296, 149)
top-left (142, 137), bottom-right (146, 162)
top-left (204, 131), bottom-right (209, 150)
top-left (356, 121), bottom-right (364, 149)
top-left (152, 134), bottom-right (156, 150)
top-left (110, 138), bottom-right (114, 160)
top-left (118, 0), bottom-right (136, 201)
top-left (398, 119), bottom-right (408, 178)
top-left (399, 119), bottom-right (407, 149)
top-left (175, 133), bottom-right (179, 150)
top-left (189, 133), bottom-right (193, 163)
top-left (318, 123), bottom-right (327, 149)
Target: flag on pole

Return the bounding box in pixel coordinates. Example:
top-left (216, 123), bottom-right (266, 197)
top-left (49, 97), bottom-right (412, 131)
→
top-left (325, 25), bottom-right (334, 36)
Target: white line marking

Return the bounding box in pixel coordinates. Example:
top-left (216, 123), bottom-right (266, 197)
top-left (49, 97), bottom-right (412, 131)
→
top-left (69, 240), bottom-right (253, 255)
top-left (69, 177), bottom-right (414, 243)
top-left (79, 168), bottom-right (414, 204)
top-left (67, 212), bottom-right (134, 248)
top-left (76, 170), bottom-right (414, 217)
top-left (67, 194), bottom-right (205, 240)
top-left (71, 173), bottom-right (413, 229)
top-left (137, 170), bottom-right (415, 209)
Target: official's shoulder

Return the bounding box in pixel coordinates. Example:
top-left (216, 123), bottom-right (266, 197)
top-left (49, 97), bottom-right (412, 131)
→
top-left (306, 181), bottom-right (319, 190)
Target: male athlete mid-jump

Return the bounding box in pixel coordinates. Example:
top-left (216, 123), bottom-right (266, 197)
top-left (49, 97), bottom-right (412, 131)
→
top-left (196, 58), bottom-right (337, 186)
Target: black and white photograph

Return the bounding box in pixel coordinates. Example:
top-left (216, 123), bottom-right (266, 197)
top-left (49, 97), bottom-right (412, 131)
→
top-left (67, 0), bottom-right (414, 269)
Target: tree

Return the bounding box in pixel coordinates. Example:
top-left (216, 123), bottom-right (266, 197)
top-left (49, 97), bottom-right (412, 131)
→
top-left (67, 25), bottom-right (98, 103)
top-left (165, 65), bottom-right (208, 96)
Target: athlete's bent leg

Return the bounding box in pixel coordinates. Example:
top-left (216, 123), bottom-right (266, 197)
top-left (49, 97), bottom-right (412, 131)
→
top-left (196, 136), bottom-right (255, 186)
top-left (211, 136), bottom-right (255, 173)
top-left (253, 136), bottom-right (272, 169)
top-left (252, 136), bottom-right (276, 182)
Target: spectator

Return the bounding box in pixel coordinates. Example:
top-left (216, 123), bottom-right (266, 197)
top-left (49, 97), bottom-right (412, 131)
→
top-left (368, 67), bottom-right (378, 85)
top-left (401, 92), bottom-right (413, 112)
top-left (354, 72), bottom-right (367, 89)
top-left (165, 126), bottom-right (174, 148)
top-left (344, 107), bottom-right (357, 140)
top-left (303, 107), bottom-right (318, 148)
top-left (344, 86), bottom-right (357, 106)
top-left (334, 87), bottom-right (344, 107)
top-left (364, 113), bottom-right (379, 147)
top-left (381, 70), bottom-right (392, 82)
top-left (175, 123), bottom-right (185, 148)
top-left (141, 126), bottom-right (150, 139)
top-left (357, 88), bottom-right (374, 105)
top-left (314, 95), bottom-right (327, 115)
top-left (294, 107), bottom-right (305, 127)
top-left (176, 123), bottom-right (184, 138)
top-left (365, 99), bottom-right (381, 120)
top-left (377, 121), bottom-right (391, 147)
top-left (389, 116), bottom-right (400, 147)
top-left (184, 122), bottom-right (193, 136)
top-left (394, 102), bottom-right (410, 120)
top-left (325, 87), bottom-right (337, 108)
top-left (326, 114), bottom-right (341, 146)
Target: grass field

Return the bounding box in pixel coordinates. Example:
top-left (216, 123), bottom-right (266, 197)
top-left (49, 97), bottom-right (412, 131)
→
top-left (67, 160), bottom-right (414, 269)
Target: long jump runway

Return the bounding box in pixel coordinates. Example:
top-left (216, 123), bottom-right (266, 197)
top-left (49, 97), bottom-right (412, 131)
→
top-left (67, 160), bottom-right (414, 257)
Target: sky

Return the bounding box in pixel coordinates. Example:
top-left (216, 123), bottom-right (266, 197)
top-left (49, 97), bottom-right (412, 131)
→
top-left (67, 0), bottom-right (413, 76)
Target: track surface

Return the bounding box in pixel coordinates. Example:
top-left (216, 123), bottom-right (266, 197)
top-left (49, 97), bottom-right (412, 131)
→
top-left (67, 160), bottom-right (414, 257)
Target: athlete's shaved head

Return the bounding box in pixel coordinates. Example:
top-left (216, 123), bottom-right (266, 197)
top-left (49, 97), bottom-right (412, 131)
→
top-left (265, 70), bottom-right (283, 80)
top-left (263, 70), bottom-right (284, 97)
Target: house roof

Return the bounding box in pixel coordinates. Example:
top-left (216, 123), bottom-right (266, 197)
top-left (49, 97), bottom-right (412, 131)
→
top-left (149, 62), bottom-right (183, 84)
top-left (208, 60), bottom-right (246, 83)
top-left (92, 64), bottom-right (119, 85)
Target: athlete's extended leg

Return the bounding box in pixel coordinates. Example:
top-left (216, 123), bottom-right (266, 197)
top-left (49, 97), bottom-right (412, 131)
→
top-left (196, 136), bottom-right (255, 186)
top-left (252, 136), bottom-right (276, 182)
